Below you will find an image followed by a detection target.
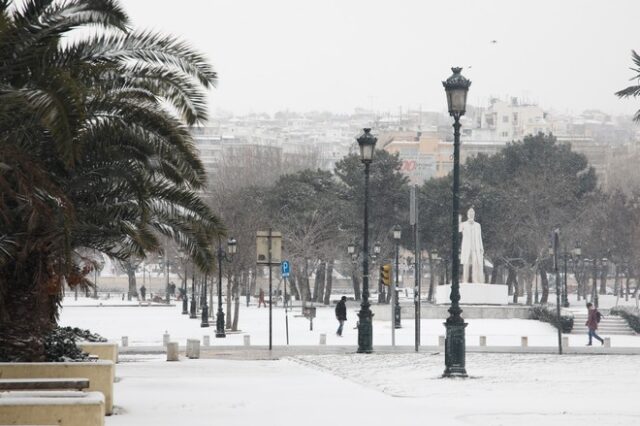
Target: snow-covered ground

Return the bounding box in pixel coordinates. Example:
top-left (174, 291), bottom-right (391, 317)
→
top-left (59, 296), bottom-right (640, 348)
top-left (106, 353), bottom-right (640, 426)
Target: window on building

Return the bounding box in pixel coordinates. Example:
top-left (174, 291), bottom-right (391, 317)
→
top-left (502, 116), bottom-right (509, 123)
top-left (501, 131), bottom-right (509, 137)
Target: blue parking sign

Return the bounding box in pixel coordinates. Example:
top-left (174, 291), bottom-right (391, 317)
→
top-left (281, 260), bottom-right (290, 278)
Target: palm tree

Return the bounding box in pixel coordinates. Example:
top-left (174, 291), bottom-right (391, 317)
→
top-left (0, 0), bottom-right (224, 360)
top-left (616, 50), bottom-right (640, 121)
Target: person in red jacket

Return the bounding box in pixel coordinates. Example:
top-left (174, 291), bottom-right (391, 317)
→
top-left (586, 302), bottom-right (604, 346)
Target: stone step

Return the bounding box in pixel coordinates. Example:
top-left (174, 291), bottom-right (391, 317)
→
top-left (572, 331), bottom-right (635, 335)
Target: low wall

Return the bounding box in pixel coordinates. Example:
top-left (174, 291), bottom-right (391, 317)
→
top-left (0, 360), bottom-right (114, 415)
top-left (435, 283), bottom-right (509, 305)
top-left (79, 342), bottom-right (119, 365)
top-left (372, 303), bottom-right (532, 321)
top-left (0, 390), bottom-right (104, 426)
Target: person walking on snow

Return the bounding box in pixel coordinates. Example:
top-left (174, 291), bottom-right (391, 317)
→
top-left (586, 302), bottom-right (604, 346)
top-left (258, 288), bottom-right (267, 308)
top-left (335, 296), bottom-right (347, 336)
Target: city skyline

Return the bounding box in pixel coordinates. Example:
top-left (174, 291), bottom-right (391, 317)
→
top-left (122, 0), bottom-right (640, 117)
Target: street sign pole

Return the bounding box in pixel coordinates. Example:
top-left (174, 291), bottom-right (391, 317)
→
top-left (284, 277), bottom-right (289, 345)
top-left (281, 260), bottom-right (290, 345)
top-left (268, 228), bottom-right (273, 351)
top-left (411, 185), bottom-right (421, 352)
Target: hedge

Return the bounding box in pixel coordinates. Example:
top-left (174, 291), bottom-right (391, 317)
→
top-left (530, 305), bottom-right (574, 333)
top-left (609, 307), bottom-right (640, 334)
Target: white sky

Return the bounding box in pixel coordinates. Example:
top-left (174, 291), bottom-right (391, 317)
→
top-left (122, 0), bottom-right (640, 116)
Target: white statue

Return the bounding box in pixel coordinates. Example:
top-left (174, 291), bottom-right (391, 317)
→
top-left (460, 207), bottom-right (484, 283)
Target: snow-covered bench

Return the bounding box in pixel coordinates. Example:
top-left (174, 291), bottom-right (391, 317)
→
top-left (0, 390), bottom-right (104, 426)
top-left (0, 360), bottom-right (115, 415)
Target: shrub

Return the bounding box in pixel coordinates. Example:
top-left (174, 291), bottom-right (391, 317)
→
top-left (530, 305), bottom-right (574, 333)
top-left (609, 307), bottom-right (640, 333)
top-left (43, 327), bottom-right (107, 362)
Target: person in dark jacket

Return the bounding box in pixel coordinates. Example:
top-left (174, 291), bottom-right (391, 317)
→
top-left (586, 302), bottom-right (604, 346)
top-left (335, 296), bottom-right (347, 336)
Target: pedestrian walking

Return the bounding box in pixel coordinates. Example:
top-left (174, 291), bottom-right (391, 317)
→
top-left (585, 302), bottom-right (604, 346)
top-left (258, 288), bottom-right (267, 308)
top-left (335, 296), bottom-right (347, 336)
top-left (139, 285), bottom-right (146, 301)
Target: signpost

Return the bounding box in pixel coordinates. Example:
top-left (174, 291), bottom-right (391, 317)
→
top-left (281, 260), bottom-right (290, 345)
top-left (256, 230), bottom-right (282, 351)
top-left (410, 185), bottom-right (421, 352)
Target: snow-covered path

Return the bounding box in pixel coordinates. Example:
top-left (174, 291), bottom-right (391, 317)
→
top-left (108, 353), bottom-right (640, 426)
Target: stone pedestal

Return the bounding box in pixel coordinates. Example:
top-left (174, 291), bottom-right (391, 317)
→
top-left (166, 342), bottom-right (179, 361)
top-left (186, 339), bottom-right (200, 359)
top-left (435, 283), bottom-right (509, 305)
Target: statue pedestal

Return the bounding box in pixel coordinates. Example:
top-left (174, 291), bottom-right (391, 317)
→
top-left (435, 283), bottom-right (509, 305)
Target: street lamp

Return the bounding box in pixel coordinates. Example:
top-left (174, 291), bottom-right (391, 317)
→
top-left (189, 272), bottom-right (197, 319)
top-left (356, 128), bottom-right (377, 354)
top-left (442, 67), bottom-right (471, 378)
top-left (177, 251), bottom-right (189, 315)
top-left (392, 225), bottom-right (402, 328)
top-left (201, 273), bottom-right (210, 327)
top-left (552, 229), bottom-right (562, 354)
top-left (215, 237), bottom-right (237, 338)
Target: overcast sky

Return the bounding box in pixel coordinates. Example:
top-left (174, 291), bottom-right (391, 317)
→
top-left (122, 0), bottom-right (639, 117)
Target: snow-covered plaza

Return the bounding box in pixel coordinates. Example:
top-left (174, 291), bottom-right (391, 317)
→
top-left (55, 296), bottom-right (640, 425)
top-left (106, 353), bottom-right (639, 426)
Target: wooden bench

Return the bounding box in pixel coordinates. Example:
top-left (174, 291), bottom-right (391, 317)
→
top-left (0, 378), bottom-right (90, 391)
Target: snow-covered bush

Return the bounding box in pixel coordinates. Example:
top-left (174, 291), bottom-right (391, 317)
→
top-left (609, 307), bottom-right (640, 333)
top-left (530, 305), bottom-right (574, 333)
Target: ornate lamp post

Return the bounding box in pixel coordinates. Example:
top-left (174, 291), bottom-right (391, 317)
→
top-left (392, 225), bottom-right (402, 328)
top-left (442, 67), bottom-right (471, 377)
top-left (356, 128), bottom-right (377, 354)
top-left (189, 272), bottom-right (197, 319)
top-left (201, 273), bottom-right (210, 327)
top-left (215, 237), bottom-right (237, 338)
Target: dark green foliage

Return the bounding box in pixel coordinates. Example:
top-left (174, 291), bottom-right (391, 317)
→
top-left (530, 305), bottom-right (574, 333)
top-left (610, 307), bottom-right (640, 333)
top-left (0, 0), bottom-right (223, 361)
top-left (0, 326), bottom-right (106, 362)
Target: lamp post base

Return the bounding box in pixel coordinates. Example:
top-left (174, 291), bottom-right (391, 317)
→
top-left (443, 322), bottom-right (468, 378)
top-left (357, 305), bottom-right (374, 353)
top-left (200, 305), bottom-right (210, 328)
top-left (215, 309), bottom-right (226, 338)
top-left (189, 299), bottom-right (197, 319)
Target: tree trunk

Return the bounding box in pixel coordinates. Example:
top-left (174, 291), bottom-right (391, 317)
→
top-left (507, 266), bottom-right (519, 303)
top-left (427, 253), bottom-right (435, 302)
top-left (600, 268), bottom-right (607, 295)
top-left (351, 270), bottom-right (361, 301)
top-left (314, 262), bottom-right (326, 303)
top-left (232, 277), bottom-right (240, 331)
top-left (591, 266), bottom-right (598, 302)
top-left (323, 260), bottom-right (334, 305)
top-left (525, 274), bottom-right (533, 305)
top-left (506, 266), bottom-right (516, 296)
top-left (490, 263), bottom-right (500, 284)
top-left (297, 270), bottom-right (311, 302)
top-left (289, 274), bottom-right (300, 300)
top-left (126, 266), bottom-right (137, 300)
top-left (540, 268), bottom-right (549, 304)
top-left (626, 275), bottom-right (631, 301)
